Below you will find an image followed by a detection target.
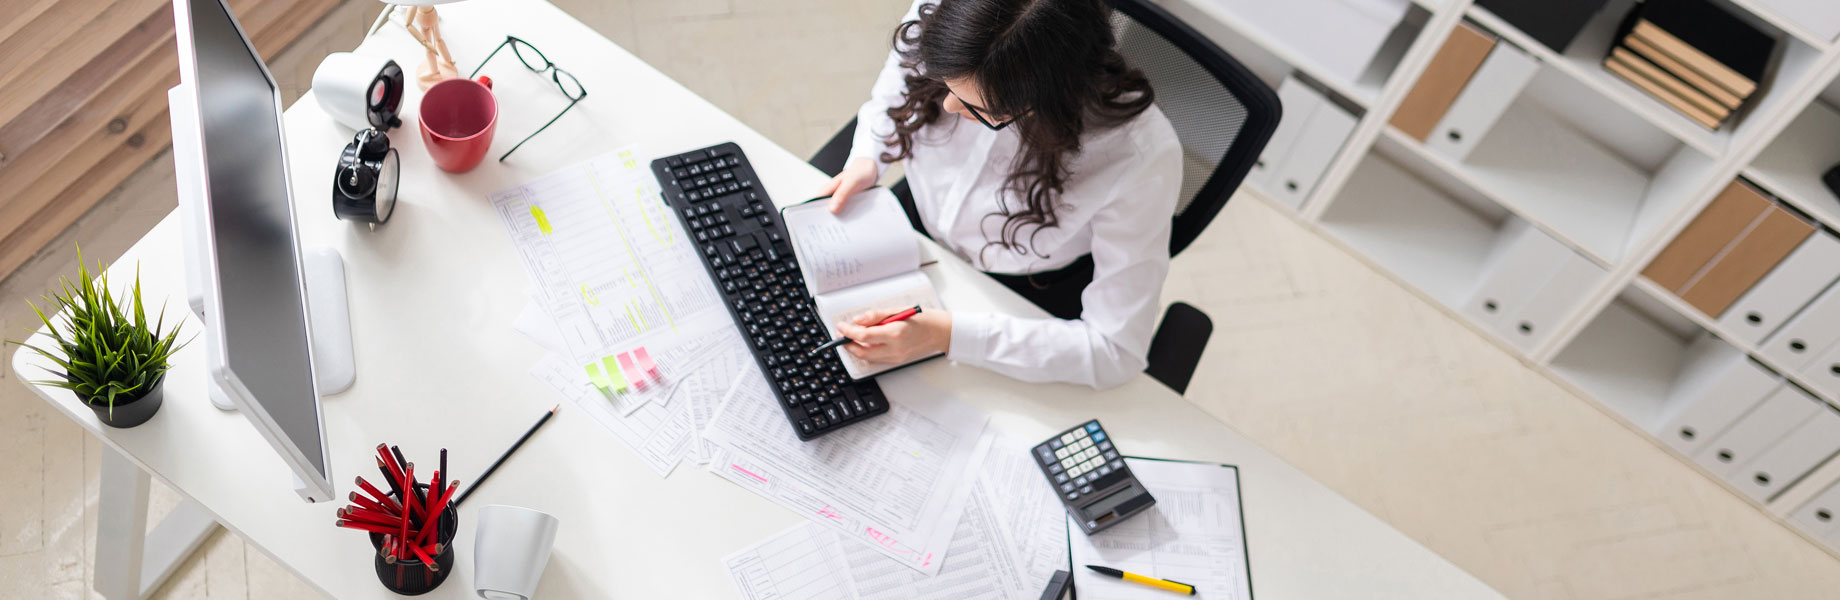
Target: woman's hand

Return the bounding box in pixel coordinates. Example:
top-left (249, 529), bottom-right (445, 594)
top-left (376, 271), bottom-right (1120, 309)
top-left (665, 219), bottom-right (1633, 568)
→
top-left (815, 157), bottom-right (878, 214)
top-left (836, 307), bottom-right (951, 365)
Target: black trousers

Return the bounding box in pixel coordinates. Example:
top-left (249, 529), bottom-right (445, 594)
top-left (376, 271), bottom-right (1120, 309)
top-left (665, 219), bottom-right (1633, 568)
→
top-left (810, 119), bottom-right (1094, 320)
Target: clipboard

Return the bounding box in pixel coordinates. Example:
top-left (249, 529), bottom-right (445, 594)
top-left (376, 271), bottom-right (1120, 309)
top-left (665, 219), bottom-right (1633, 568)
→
top-left (1062, 456), bottom-right (1254, 599)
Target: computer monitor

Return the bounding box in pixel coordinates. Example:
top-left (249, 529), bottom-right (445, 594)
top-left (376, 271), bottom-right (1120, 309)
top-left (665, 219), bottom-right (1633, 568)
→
top-left (169, 0), bottom-right (350, 502)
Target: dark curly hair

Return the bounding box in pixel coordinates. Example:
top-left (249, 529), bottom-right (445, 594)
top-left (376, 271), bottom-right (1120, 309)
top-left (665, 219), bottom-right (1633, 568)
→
top-left (881, 0), bottom-right (1155, 261)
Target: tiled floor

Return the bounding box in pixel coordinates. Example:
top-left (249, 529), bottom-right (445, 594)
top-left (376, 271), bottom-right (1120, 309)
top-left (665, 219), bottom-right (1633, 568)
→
top-left (6, 0), bottom-right (1840, 598)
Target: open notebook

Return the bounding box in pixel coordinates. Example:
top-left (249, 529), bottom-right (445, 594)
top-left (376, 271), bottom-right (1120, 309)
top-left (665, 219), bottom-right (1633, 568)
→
top-left (782, 188), bottom-right (944, 379)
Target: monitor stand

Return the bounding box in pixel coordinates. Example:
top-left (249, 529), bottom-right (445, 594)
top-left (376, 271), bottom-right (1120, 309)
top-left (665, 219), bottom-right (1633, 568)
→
top-left (196, 247), bottom-right (355, 410)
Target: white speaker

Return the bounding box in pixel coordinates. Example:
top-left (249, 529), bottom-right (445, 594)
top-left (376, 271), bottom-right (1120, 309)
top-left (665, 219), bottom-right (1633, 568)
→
top-left (311, 52), bottom-right (405, 131)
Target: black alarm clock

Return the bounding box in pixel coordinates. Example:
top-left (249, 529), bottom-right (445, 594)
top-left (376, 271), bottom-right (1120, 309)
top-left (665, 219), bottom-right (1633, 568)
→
top-left (333, 128), bottom-right (400, 224)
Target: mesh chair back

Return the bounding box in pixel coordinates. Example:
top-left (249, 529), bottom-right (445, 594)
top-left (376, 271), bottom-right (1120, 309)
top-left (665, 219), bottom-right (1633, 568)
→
top-left (1110, 0), bottom-right (1280, 256)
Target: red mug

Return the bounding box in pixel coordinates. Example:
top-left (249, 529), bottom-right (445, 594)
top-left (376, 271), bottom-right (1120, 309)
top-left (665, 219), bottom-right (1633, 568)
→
top-left (419, 76), bottom-right (497, 173)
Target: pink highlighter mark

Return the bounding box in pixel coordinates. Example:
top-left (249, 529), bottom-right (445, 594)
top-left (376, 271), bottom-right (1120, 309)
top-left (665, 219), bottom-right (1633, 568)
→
top-left (730, 464), bottom-right (769, 483)
top-left (817, 506), bottom-right (844, 521)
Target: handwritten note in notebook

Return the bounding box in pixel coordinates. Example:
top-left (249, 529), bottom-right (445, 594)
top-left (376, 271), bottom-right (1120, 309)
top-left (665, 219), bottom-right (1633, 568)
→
top-left (1069, 458), bottom-right (1252, 600)
top-left (703, 367), bottom-right (991, 575)
top-left (782, 189), bottom-right (943, 379)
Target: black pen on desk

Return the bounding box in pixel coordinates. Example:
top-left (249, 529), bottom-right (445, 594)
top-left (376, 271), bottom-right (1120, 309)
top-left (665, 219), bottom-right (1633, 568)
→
top-left (453, 404), bottom-right (558, 508)
top-left (809, 305), bottom-right (922, 356)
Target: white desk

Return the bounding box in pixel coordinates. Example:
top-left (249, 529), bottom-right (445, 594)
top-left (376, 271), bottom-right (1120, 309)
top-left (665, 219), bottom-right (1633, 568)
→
top-left (11, 0), bottom-right (1503, 597)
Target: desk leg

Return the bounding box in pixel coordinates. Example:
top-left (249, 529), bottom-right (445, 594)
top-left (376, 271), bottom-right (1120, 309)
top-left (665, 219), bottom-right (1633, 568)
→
top-left (96, 446), bottom-right (220, 599)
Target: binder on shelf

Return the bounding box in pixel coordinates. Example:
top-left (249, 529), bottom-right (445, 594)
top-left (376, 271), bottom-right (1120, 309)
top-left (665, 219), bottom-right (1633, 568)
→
top-left (1268, 97), bottom-right (1358, 208)
top-left (1463, 219), bottom-right (1572, 333)
top-left (1676, 205), bottom-right (1816, 318)
top-left (1715, 232), bottom-right (1840, 346)
top-left (1801, 343), bottom-right (1840, 402)
top-left (1695, 384), bottom-right (1817, 479)
top-left (1792, 480), bottom-right (1840, 545)
top-left (1643, 180), bottom-right (1773, 292)
top-left (1502, 252), bottom-right (1605, 352)
top-left (1392, 22), bottom-right (1496, 141)
top-left (1427, 41), bottom-right (1539, 160)
top-left (1249, 77), bottom-right (1323, 193)
top-left (1617, 0), bottom-right (1775, 100)
top-left (1732, 399), bottom-right (1840, 502)
top-left (1474, 0), bottom-right (1608, 52)
top-left (1653, 337), bottom-right (1780, 456)
top-left (1760, 283), bottom-right (1840, 372)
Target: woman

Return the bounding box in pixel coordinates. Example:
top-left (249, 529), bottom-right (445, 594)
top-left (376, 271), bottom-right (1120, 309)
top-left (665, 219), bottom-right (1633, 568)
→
top-left (821, 0), bottom-right (1182, 389)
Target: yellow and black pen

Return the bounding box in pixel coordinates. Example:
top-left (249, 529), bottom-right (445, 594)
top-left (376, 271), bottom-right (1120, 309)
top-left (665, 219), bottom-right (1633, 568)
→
top-left (1085, 565), bottom-right (1196, 595)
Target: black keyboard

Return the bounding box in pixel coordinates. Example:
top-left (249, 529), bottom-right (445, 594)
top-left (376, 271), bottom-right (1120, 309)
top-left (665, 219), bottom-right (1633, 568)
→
top-left (652, 143), bottom-right (888, 440)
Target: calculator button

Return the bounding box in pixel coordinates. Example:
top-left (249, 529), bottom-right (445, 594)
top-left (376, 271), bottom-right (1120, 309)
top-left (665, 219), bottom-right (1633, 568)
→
top-left (1086, 422), bottom-right (1101, 433)
top-left (1085, 459), bottom-right (1103, 472)
top-left (1074, 475), bottom-right (1089, 486)
top-left (1035, 446), bottom-right (1054, 461)
top-left (1049, 438), bottom-right (1064, 449)
top-left (1109, 460), bottom-right (1123, 470)
top-left (1092, 431), bottom-right (1106, 442)
top-left (1060, 483), bottom-right (1073, 493)
top-left (1067, 492), bottom-right (1080, 500)
top-left (1080, 485), bottom-right (1094, 494)
top-left (1054, 447), bottom-right (1067, 459)
top-left (1048, 463), bottom-right (1063, 474)
top-left (1083, 449), bottom-right (1099, 461)
top-left (1055, 473), bottom-right (1069, 483)
top-left (1076, 439), bottom-right (1092, 451)
top-left (1103, 450), bottom-right (1119, 460)
top-left (1060, 433), bottom-right (1077, 445)
top-left (1060, 458), bottom-right (1076, 470)
top-left (1097, 441), bottom-right (1113, 452)
top-left (1096, 466), bottom-right (1112, 477)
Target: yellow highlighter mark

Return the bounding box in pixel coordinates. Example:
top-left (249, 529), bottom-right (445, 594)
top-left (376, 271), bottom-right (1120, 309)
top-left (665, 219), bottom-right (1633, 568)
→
top-left (581, 284), bottom-right (599, 305)
top-left (620, 149), bottom-right (638, 170)
top-left (530, 205), bottom-right (553, 235)
top-left (586, 165), bottom-right (678, 332)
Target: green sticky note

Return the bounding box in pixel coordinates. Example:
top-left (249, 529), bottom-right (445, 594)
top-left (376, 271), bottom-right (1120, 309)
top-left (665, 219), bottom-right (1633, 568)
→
top-left (602, 356), bottom-right (628, 394)
top-left (584, 363), bottom-right (611, 391)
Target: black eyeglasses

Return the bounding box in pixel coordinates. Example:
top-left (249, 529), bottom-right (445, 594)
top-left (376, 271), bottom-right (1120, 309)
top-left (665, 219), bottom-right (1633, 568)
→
top-left (469, 36), bottom-right (586, 161)
top-left (951, 90), bottom-right (1017, 131)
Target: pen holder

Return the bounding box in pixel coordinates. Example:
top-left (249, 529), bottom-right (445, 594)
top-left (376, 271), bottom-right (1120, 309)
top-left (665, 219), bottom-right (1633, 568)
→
top-left (367, 486), bottom-right (458, 595)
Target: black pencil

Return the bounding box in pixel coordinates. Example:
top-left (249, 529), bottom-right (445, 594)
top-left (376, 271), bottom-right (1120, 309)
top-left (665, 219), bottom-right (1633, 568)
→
top-left (453, 404), bottom-right (558, 507)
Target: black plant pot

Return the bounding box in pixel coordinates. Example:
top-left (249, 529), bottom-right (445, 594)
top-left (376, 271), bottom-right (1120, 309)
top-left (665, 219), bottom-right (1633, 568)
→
top-left (80, 374), bottom-right (164, 429)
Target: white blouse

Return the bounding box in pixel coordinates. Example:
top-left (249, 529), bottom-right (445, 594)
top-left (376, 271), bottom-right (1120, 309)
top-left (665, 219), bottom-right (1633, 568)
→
top-left (846, 0), bottom-right (1184, 389)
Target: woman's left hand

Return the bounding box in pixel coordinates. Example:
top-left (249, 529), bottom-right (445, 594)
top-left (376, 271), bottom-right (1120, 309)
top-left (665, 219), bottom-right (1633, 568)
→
top-left (835, 308), bottom-right (952, 365)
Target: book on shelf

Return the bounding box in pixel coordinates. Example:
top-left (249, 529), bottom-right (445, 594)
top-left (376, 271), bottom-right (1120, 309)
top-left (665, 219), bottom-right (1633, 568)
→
top-left (1603, 0), bottom-right (1778, 131)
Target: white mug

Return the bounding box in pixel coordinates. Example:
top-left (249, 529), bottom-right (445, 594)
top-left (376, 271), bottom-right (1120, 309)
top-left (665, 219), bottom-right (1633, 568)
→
top-left (474, 505), bottom-right (560, 600)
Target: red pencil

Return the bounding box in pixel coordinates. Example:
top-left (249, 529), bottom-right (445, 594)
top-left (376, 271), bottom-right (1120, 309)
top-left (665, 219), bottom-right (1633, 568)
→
top-left (339, 507), bottom-right (402, 527)
top-left (399, 463), bottom-right (416, 557)
top-left (348, 491), bottom-right (395, 516)
top-left (414, 480), bottom-right (460, 547)
top-left (336, 520), bottom-right (397, 535)
top-left (355, 477), bottom-right (402, 513)
top-left (410, 542), bottom-right (438, 569)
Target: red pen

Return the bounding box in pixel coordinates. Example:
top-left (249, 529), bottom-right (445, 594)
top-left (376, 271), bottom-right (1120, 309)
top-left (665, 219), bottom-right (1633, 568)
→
top-left (809, 305), bottom-right (922, 356)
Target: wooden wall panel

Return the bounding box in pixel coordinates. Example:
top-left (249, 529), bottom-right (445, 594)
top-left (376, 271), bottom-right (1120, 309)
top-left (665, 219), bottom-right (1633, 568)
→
top-left (0, 0), bottom-right (337, 281)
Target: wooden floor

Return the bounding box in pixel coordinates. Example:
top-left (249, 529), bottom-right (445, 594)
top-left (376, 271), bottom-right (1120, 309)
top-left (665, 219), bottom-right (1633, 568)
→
top-left (5, 0), bottom-right (1840, 598)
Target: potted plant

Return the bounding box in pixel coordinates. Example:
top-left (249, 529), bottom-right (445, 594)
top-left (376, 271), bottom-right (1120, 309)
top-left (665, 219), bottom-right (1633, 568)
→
top-left (11, 249), bottom-right (189, 428)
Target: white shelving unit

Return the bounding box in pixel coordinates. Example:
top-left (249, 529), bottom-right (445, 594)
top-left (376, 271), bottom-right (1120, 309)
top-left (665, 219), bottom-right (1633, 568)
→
top-left (1157, 0), bottom-right (1840, 557)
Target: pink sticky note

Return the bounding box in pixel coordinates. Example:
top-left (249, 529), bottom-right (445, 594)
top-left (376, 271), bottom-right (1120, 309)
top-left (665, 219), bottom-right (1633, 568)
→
top-left (618, 353), bottom-right (646, 390)
top-left (635, 347), bottom-right (658, 379)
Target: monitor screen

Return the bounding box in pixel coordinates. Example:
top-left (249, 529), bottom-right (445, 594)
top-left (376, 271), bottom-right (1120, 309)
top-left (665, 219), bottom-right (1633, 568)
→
top-left (183, 0), bottom-right (327, 480)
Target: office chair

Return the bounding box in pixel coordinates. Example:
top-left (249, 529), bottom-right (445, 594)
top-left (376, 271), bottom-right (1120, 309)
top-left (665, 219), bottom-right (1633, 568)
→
top-left (810, 0), bottom-right (1280, 394)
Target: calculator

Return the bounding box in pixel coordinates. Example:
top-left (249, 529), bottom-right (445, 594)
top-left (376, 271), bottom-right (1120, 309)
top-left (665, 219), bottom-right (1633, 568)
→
top-left (1032, 420), bottom-right (1156, 535)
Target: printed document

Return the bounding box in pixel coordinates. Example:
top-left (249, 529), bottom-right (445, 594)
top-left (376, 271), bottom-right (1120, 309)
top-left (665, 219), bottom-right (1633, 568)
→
top-left (723, 437), bottom-right (1067, 600)
top-left (704, 368), bottom-right (991, 575)
top-left (1069, 458), bottom-right (1252, 600)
